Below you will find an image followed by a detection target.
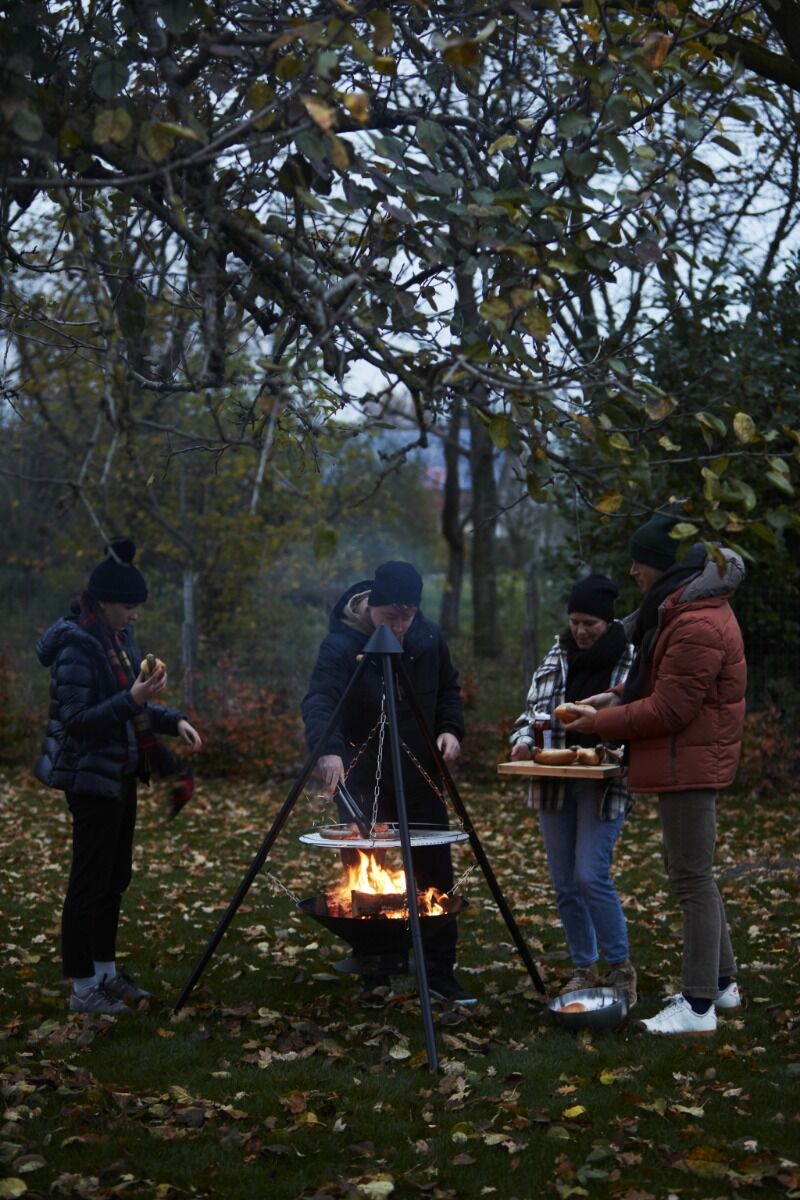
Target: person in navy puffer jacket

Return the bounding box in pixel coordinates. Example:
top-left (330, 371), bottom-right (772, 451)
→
top-left (35, 537), bottom-right (202, 1015)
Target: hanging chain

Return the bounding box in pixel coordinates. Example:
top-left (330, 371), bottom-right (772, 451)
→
top-left (344, 714), bottom-right (382, 779)
top-left (371, 689), bottom-right (387, 832)
top-left (399, 739), bottom-right (445, 802)
top-left (447, 859), bottom-right (477, 896)
top-left (261, 868), bottom-right (301, 905)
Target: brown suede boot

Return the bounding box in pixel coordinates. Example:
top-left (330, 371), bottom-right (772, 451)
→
top-left (562, 963), bottom-right (599, 994)
top-left (606, 959), bottom-right (637, 1009)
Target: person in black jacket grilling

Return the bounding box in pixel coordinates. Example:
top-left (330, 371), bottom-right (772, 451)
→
top-left (35, 538), bottom-right (202, 1015)
top-left (301, 560), bottom-right (473, 1004)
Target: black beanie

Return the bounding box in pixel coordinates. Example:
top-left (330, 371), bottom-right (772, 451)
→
top-left (368, 561), bottom-right (423, 608)
top-left (87, 537), bottom-right (148, 604)
top-left (567, 574), bottom-right (618, 622)
top-left (629, 510), bottom-right (680, 570)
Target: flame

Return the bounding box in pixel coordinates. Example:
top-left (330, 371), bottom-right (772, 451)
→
top-left (326, 851), bottom-right (448, 918)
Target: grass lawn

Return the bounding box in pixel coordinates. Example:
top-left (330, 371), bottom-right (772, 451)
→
top-left (1, 766), bottom-right (798, 1200)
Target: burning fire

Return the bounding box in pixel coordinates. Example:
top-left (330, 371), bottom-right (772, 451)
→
top-left (326, 851), bottom-right (448, 918)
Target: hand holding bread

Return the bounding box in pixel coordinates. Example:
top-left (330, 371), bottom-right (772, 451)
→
top-left (554, 702), bottom-right (597, 725)
top-left (130, 652), bottom-right (167, 704)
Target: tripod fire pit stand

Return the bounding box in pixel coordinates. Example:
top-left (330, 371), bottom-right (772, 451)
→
top-left (173, 625), bottom-right (545, 1071)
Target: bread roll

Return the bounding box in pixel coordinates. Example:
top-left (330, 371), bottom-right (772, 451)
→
top-left (140, 652), bottom-right (166, 680)
top-left (554, 702), bottom-right (595, 724)
top-left (533, 748), bottom-right (578, 766)
top-left (576, 747), bottom-right (603, 766)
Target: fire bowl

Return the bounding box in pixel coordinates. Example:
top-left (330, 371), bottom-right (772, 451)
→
top-left (297, 894), bottom-right (467, 963)
top-left (548, 987), bottom-right (628, 1033)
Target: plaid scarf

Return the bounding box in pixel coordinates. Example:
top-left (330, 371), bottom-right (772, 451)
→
top-left (80, 610), bottom-right (157, 768)
top-left (78, 611), bottom-right (194, 815)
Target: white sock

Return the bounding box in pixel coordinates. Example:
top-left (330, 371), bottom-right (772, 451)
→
top-left (93, 961), bottom-right (116, 983)
top-left (73, 976), bottom-right (95, 997)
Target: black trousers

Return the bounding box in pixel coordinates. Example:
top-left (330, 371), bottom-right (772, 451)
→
top-left (61, 777), bottom-right (138, 979)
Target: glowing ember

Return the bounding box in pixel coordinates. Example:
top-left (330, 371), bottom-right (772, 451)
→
top-left (326, 851), bottom-right (448, 918)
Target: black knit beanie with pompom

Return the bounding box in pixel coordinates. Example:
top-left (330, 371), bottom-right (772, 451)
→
top-left (86, 537), bottom-right (148, 604)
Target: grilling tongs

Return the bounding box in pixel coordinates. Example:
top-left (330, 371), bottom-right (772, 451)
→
top-left (335, 780), bottom-right (372, 840)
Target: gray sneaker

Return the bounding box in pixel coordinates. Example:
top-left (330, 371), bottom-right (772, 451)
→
top-left (102, 969), bottom-right (151, 1003)
top-left (69, 983), bottom-right (130, 1015)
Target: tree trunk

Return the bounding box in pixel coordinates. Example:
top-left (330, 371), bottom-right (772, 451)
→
top-left (521, 557), bottom-right (539, 691)
top-left (440, 397), bottom-right (465, 638)
top-left (469, 406), bottom-right (501, 658)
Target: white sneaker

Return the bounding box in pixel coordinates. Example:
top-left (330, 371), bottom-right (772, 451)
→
top-left (715, 981), bottom-right (741, 1009)
top-left (640, 994), bottom-right (717, 1036)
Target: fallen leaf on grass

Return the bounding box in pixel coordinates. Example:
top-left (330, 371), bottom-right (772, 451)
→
top-left (352, 1174), bottom-right (394, 1198)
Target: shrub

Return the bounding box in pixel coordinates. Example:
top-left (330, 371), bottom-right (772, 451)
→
top-left (196, 654), bottom-right (304, 779)
top-left (735, 705), bottom-right (800, 795)
top-left (0, 653), bottom-right (40, 767)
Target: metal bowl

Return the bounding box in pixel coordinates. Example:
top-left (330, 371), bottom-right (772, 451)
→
top-left (548, 986), bottom-right (628, 1032)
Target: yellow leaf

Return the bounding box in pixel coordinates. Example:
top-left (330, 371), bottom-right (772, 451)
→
top-left (93, 107), bottom-right (132, 143)
top-left (301, 95), bottom-right (336, 130)
top-left (488, 133), bottom-right (518, 155)
top-left (140, 124), bottom-right (173, 162)
top-left (680, 1145), bottom-right (730, 1178)
top-left (343, 92), bottom-right (370, 123)
top-left (373, 56), bottom-right (397, 75)
top-left (0, 1181), bottom-right (27, 1199)
top-left (645, 394), bottom-right (677, 421)
top-left (733, 411), bottom-right (756, 443)
top-left (596, 488), bottom-right (623, 513)
top-left (563, 1104), bottom-right (587, 1119)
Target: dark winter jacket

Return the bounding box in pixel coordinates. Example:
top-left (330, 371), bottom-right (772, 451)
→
top-left (35, 617), bottom-right (185, 799)
top-left (301, 582), bottom-right (464, 812)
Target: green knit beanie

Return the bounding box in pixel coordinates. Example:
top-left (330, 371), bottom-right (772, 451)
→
top-left (628, 511), bottom-right (680, 570)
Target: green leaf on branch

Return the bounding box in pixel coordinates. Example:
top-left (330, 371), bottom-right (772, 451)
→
top-left (416, 118), bottom-right (446, 157)
top-left (765, 471), bottom-right (794, 496)
top-left (92, 59), bottom-right (130, 99)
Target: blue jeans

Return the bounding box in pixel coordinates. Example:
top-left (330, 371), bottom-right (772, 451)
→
top-left (539, 780), bottom-right (629, 966)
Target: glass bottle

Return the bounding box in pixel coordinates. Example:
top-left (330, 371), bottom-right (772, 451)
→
top-left (533, 709), bottom-right (552, 750)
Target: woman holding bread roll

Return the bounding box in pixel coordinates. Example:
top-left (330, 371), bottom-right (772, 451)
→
top-left (508, 574), bottom-right (638, 1006)
top-left (35, 537), bottom-right (202, 1015)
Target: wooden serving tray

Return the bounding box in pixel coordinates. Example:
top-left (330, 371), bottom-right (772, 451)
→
top-left (497, 761), bottom-right (622, 780)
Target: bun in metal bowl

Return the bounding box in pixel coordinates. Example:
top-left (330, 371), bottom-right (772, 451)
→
top-left (548, 986), bottom-right (628, 1032)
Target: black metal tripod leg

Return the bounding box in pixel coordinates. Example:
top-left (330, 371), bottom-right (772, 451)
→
top-left (380, 654), bottom-right (439, 1073)
top-left (395, 659), bottom-right (547, 996)
top-left (172, 653), bottom-right (374, 1013)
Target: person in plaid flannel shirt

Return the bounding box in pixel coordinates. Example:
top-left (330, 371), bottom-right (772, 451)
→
top-left (509, 574), bottom-right (637, 1007)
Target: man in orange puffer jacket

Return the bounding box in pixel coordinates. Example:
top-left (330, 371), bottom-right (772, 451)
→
top-left (570, 510), bottom-right (746, 1036)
